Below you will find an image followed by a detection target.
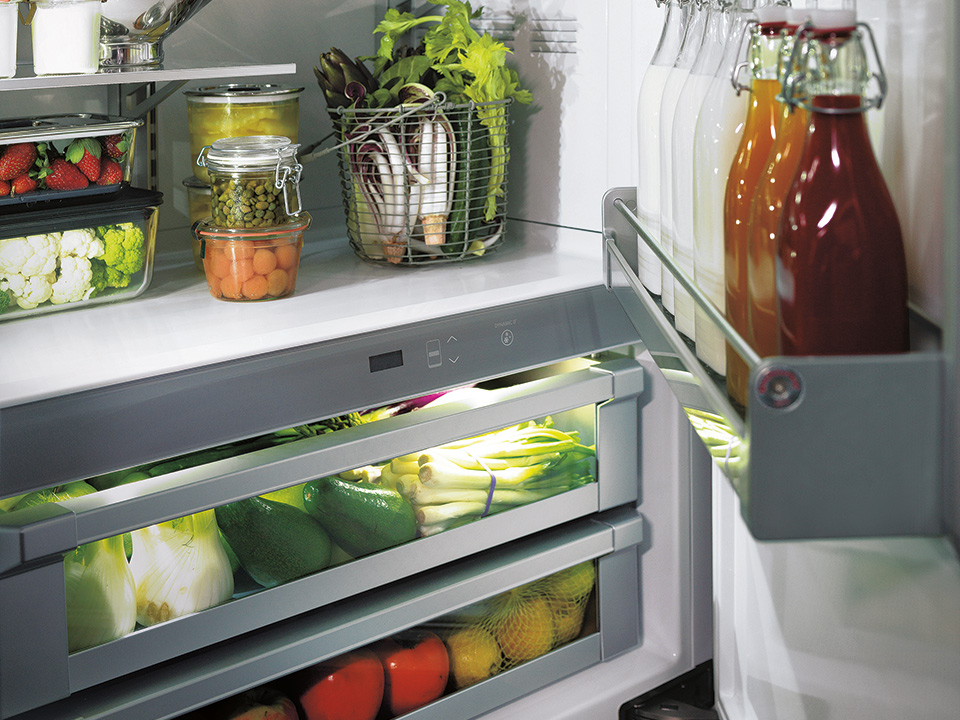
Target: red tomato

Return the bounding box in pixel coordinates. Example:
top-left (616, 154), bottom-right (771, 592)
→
top-left (293, 648), bottom-right (384, 720)
top-left (372, 630), bottom-right (450, 717)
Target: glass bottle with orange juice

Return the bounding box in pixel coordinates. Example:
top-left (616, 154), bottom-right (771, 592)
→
top-left (722, 5), bottom-right (787, 407)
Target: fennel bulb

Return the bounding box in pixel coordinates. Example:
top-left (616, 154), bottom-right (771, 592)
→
top-left (128, 509), bottom-right (234, 627)
top-left (64, 535), bottom-right (137, 652)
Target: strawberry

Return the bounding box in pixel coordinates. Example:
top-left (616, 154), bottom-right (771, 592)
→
top-left (96, 158), bottom-right (123, 186)
top-left (101, 134), bottom-right (129, 160)
top-left (43, 158), bottom-right (89, 191)
top-left (0, 179), bottom-right (9, 196)
top-left (66, 138), bottom-right (102, 182)
top-left (11, 174), bottom-right (38, 195)
top-left (0, 142), bottom-right (38, 181)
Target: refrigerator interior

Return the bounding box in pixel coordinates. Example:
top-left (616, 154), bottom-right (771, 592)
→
top-left (1, 0), bottom-right (958, 718)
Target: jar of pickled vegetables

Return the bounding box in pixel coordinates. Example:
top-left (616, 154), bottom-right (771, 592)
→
top-left (185, 84), bottom-right (303, 183)
top-left (195, 213), bottom-right (311, 302)
top-left (197, 135), bottom-right (303, 229)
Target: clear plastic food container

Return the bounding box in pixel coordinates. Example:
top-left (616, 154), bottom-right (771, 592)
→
top-left (196, 135), bottom-right (303, 229)
top-left (0, 114), bottom-right (141, 206)
top-left (184, 84), bottom-right (303, 183)
top-left (195, 213), bottom-right (310, 302)
top-left (0, 187), bottom-right (162, 322)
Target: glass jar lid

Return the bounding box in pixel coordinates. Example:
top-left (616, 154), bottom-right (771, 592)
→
top-left (194, 212), bottom-right (312, 241)
top-left (198, 135), bottom-right (300, 173)
top-left (184, 83), bottom-right (305, 104)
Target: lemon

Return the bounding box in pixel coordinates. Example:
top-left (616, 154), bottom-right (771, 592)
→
top-left (496, 596), bottom-right (556, 664)
top-left (537, 561), bottom-right (596, 602)
top-left (550, 597), bottom-right (588, 644)
top-left (445, 625), bottom-right (502, 689)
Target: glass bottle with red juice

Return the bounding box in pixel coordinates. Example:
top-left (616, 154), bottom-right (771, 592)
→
top-left (776, 11), bottom-right (909, 356)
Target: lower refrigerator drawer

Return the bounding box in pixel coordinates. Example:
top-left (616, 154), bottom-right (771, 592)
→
top-left (0, 356), bottom-right (644, 719)
top-left (12, 507), bottom-right (645, 720)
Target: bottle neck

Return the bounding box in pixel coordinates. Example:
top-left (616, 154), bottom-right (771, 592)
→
top-left (805, 27), bottom-right (870, 103)
top-left (652, 0), bottom-right (693, 65)
top-left (750, 23), bottom-right (787, 81)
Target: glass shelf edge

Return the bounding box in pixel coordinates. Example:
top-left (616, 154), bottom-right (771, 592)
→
top-left (0, 62), bottom-right (298, 93)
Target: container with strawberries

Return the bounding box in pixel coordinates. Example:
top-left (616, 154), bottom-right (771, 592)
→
top-left (0, 114), bottom-right (164, 321)
top-left (0, 114), bottom-right (142, 205)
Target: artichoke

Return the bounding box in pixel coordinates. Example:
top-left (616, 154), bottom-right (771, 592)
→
top-left (313, 47), bottom-right (378, 110)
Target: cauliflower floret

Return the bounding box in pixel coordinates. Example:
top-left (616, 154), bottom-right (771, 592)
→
top-left (0, 271), bottom-right (55, 309)
top-left (0, 234), bottom-right (60, 277)
top-left (60, 228), bottom-right (105, 260)
top-left (50, 256), bottom-right (95, 305)
top-left (98, 223), bottom-right (146, 276)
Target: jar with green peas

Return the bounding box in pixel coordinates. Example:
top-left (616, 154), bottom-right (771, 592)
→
top-left (197, 135), bottom-right (303, 229)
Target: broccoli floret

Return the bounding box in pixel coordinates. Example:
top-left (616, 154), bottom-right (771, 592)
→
top-left (97, 222), bottom-right (146, 276)
top-left (90, 258), bottom-right (131, 295)
top-left (0, 288), bottom-right (10, 314)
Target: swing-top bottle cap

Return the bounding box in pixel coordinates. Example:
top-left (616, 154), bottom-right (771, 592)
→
top-left (785, 8), bottom-right (814, 26)
top-left (807, 8), bottom-right (858, 30)
top-left (754, 6), bottom-right (788, 24)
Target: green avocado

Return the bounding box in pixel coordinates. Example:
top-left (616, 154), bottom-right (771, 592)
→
top-left (215, 495), bottom-right (332, 589)
top-left (302, 475), bottom-right (418, 558)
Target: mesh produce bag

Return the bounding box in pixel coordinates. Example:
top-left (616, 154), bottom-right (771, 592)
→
top-left (434, 561), bottom-right (597, 690)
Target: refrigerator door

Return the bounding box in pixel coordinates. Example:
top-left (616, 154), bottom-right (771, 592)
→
top-left (713, 465), bottom-right (960, 720)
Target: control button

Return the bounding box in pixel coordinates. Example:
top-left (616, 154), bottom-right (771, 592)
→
top-left (426, 339), bottom-right (442, 368)
top-left (445, 335), bottom-right (460, 363)
top-left (501, 329), bottom-right (514, 346)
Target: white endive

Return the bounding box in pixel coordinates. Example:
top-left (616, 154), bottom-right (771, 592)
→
top-left (64, 535), bottom-right (137, 653)
top-left (128, 509), bottom-right (234, 627)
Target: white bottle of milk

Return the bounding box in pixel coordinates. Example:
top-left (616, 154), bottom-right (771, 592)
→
top-left (636, 0), bottom-right (691, 297)
top-left (691, 0), bottom-right (762, 376)
top-left (658, 0), bottom-right (705, 323)
top-left (670, 0), bottom-right (729, 342)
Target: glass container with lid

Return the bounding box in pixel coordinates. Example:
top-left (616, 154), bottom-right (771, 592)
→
top-left (185, 84), bottom-right (303, 182)
top-left (31, 0), bottom-right (102, 76)
top-left (0, 1), bottom-right (22, 79)
top-left (197, 135), bottom-right (303, 229)
top-left (195, 213), bottom-right (311, 302)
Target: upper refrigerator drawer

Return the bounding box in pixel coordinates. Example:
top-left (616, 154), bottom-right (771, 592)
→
top-left (603, 186), bottom-right (944, 543)
top-left (0, 354), bottom-right (643, 718)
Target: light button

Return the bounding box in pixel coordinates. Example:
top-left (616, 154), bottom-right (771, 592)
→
top-left (426, 339), bottom-right (442, 368)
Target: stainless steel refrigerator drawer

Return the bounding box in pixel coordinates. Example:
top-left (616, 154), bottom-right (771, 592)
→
top-left (10, 507), bottom-right (645, 720)
top-left (0, 356), bottom-right (644, 718)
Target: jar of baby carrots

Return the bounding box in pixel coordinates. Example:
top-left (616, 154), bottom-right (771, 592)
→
top-left (194, 213), bottom-right (310, 301)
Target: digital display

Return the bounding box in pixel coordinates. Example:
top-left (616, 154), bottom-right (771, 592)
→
top-left (369, 349), bottom-right (404, 373)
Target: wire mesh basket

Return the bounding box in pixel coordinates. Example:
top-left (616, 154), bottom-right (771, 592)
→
top-left (330, 95), bottom-right (511, 266)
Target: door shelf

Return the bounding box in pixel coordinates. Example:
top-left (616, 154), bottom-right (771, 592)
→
top-left (602, 186), bottom-right (945, 542)
top-left (5, 507), bottom-right (645, 720)
top-left (0, 358), bottom-right (643, 718)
